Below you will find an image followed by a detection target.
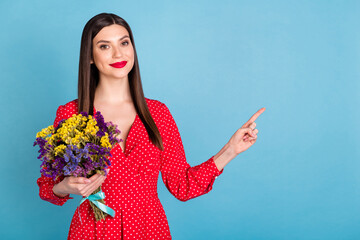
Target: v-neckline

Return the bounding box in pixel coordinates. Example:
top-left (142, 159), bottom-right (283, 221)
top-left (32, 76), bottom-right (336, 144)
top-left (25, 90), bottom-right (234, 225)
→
top-left (93, 105), bottom-right (138, 156)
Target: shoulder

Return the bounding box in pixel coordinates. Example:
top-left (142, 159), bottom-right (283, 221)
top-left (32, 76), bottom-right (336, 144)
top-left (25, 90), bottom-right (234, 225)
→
top-left (53, 99), bottom-right (78, 127)
top-left (56, 99), bottom-right (78, 117)
top-left (145, 97), bottom-right (171, 116)
top-left (144, 98), bottom-right (177, 133)
top-left (145, 97), bottom-right (164, 109)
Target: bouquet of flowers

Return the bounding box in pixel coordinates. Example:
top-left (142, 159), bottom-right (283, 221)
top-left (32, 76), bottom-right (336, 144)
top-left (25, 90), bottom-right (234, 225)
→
top-left (34, 111), bottom-right (122, 221)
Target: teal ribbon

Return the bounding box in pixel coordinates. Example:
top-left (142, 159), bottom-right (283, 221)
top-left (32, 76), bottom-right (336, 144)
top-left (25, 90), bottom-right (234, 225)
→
top-left (77, 190), bottom-right (115, 223)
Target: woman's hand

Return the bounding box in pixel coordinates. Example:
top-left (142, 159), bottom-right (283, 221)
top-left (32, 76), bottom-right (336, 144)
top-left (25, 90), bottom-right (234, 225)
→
top-left (228, 108), bottom-right (266, 155)
top-left (213, 108), bottom-right (265, 171)
top-left (53, 169), bottom-right (110, 198)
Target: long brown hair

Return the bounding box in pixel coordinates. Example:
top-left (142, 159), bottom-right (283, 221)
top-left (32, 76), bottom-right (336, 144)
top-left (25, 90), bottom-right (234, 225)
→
top-left (78, 13), bottom-right (163, 151)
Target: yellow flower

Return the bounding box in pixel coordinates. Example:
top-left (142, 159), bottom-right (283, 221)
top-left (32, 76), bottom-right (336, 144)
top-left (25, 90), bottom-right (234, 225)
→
top-left (54, 144), bottom-right (66, 156)
top-left (84, 117), bottom-right (98, 136)
top-left (47, 134), bottom-right (57, 145)
top-left (71, 131), bottom-right (84, 145)
top-left (36, 125), bottom-right (54, 138)
top-left (100, 133), bottom-right (111, 148)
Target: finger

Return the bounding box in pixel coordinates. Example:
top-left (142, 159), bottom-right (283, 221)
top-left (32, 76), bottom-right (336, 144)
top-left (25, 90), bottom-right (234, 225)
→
top-left (241, 127), bottom-right (256, 138)
top-left (243, 128), bottom-right (258, 139)
top-left (248, 135), bottom-right (258, 140)
top-left (246, 128), bottom-right (258, 136)
top-left (242, 108), bottom-right (266, 128)
top-left (244, 134), bottom-right (257, 141)
top-left (243, 134), bottom-right (257, 142)
top-left (78, 174), bottom-right (102, 196)
top-left (88, 173), bottom-right (103, 182)
top-left (243, 134), bottom-right (251, 140)
top-left (84, 174), bottom-right (104, 188)
top-left (84, 181), bottom-right (105, 197)
top-left (71, 177), bottom-right (91, 184)
top-left (83, 175), bottom-right (106, 197)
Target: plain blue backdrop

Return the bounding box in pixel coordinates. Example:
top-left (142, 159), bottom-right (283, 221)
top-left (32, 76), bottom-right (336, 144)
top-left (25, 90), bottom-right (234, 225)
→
top-left (0, 0), bottom-right (359, 239)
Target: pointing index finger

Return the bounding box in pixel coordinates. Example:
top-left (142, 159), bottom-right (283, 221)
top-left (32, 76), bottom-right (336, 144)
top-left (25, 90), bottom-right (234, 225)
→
top-left (242, 107), bottom-right (266, 128)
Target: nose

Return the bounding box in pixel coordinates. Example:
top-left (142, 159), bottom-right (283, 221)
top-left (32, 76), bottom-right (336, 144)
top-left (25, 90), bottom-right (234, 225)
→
top-left (113, 46), bottom-right (123, 59)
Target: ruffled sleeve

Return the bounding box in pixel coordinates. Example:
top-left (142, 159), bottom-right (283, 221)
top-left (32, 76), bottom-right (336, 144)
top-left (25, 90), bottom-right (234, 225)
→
top-left (159, 103), bottom-right (223, 202)
top-left (36, 105), bottom-right (73, 206)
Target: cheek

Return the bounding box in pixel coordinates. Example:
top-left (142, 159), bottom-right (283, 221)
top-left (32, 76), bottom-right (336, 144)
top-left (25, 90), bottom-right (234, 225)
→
top-left (123, 49), bottom-right (135, 67)
top-left (93, 51), bottom-right (101, 63)
top-left (127, 47), bottom-right (135, 60)
top-left (128, 54), bottom-right (135, 69)
top-left (94, 51), bottom-right (111, 66)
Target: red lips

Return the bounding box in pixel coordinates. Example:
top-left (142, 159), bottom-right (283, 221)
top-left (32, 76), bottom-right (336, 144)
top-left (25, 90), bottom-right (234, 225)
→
top-left (109, 61), bottom-right (127, 68)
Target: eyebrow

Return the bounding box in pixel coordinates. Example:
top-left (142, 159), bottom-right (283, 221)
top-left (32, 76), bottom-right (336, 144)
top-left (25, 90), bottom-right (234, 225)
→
top-left (96, 35), bottom-right (130, 44)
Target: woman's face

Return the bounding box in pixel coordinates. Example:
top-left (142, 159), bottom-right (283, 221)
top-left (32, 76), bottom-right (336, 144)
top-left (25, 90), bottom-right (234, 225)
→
top-left (91, 24), bottom-right (135, 81)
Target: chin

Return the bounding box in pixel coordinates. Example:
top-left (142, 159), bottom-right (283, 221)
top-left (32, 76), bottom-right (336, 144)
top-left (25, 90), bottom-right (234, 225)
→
top-left (113, 73), bottom-right (130, 80)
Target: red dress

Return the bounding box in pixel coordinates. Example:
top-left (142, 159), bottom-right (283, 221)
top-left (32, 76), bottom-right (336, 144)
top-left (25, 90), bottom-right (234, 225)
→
top-left (37, 98), bottom-right (224, 239)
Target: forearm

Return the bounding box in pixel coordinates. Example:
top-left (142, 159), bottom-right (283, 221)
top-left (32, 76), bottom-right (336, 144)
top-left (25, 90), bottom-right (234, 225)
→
top-left (213, 143), bottom-right (237, 171)
top-left (162, 157), bottom-right (223, 202)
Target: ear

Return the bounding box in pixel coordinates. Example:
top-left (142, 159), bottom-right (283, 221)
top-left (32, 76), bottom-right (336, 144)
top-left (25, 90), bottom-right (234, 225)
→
top-left (90, 59), bottom-right (94, 64)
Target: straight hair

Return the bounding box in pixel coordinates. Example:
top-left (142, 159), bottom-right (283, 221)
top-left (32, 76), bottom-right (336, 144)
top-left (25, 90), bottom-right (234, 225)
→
top-left (78, 13), bottom-right (163, 151)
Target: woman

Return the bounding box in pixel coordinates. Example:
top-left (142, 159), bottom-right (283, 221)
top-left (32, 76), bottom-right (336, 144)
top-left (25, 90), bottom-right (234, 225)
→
top-left (37, 13), bottom-right (265, 239)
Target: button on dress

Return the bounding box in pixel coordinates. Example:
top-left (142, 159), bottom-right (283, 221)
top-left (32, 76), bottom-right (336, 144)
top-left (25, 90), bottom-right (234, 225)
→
top-left (36, 98), bottom-right (224, 240)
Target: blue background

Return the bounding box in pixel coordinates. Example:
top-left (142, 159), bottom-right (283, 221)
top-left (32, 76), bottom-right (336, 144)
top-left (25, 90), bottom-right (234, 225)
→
top-left (0, 0), bottom-right (359, 239)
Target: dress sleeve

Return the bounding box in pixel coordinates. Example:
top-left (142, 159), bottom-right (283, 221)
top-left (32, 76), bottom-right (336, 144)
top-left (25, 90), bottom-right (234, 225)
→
top-left (36, 105), bottom-right (73, 206)
top-left (159, 103), bottom-right (224, 202)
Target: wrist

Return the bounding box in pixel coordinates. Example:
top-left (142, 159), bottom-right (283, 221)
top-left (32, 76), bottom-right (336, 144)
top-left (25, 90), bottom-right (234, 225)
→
top-left (223, 142), bottom-right (238, 159)
top-left (213, 143), bottom-right (238, 171)
top-left (53, 182), bottom-right (68, 198)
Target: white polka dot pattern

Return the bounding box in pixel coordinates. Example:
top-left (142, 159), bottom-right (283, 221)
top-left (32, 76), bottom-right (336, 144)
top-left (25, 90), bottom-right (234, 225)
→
top-left (36, 98), bottom-right (224, 239)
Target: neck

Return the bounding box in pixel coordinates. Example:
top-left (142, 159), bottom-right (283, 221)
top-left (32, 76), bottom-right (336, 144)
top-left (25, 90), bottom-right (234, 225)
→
top-left (94, 75), bottom-right (132, 104)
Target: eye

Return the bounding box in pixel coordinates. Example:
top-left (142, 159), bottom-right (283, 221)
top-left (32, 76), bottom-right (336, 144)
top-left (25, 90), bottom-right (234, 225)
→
top-left (122, 40), bottom-right (129, 46)
top-left (99, 45), bottom-right (109, 50)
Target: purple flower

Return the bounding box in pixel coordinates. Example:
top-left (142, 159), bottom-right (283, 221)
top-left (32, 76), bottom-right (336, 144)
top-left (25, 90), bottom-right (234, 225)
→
top-left (95, 111), bottom-right (107, 138)
top-left (35, 111), bottom-right (119, 180)
top-left (105, 121), bottom-right (122, 145)
top-left (33, 137), bottom-right (48, 160)
top-left (63, 145), bottom-right (84, 176)
top-left (80, 111), bottom-right (89, 117)
top-left (73, 166), bottom-right (86, 177)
